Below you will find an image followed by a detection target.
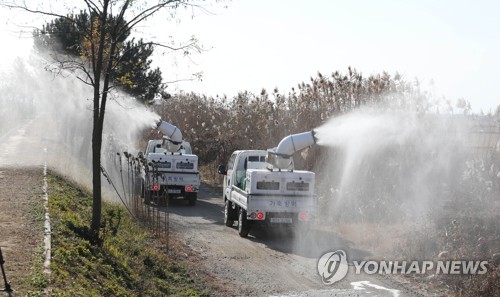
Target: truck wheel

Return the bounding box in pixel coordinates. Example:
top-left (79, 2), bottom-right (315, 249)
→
top-left (188, 193), bottom-right (197, 206)
top-left (224, 200), bottom-right (234, 227)
top-left (238, 208), bottom-right (250, 238)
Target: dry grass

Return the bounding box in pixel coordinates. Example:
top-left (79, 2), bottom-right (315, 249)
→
top-left (149, 68), bottom-right (425, 174)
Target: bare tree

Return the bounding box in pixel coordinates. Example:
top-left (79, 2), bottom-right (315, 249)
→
top-left (1, 0), bottom-right (201, 239)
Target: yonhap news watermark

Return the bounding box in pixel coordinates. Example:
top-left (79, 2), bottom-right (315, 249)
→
top-left (352, 259), bottom-right (488, 275)
top-left (317, 250), bottom-right (489, 285)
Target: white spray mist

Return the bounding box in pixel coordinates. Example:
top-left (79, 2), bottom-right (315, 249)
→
top-left (0, 51), bottom-right (159, 200)
top-left (292, 106), bottom-right (499, 259)
top-left (313, 108), bottom-right (480, 220)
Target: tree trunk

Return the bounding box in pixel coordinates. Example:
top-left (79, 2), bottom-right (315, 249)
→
top-left (90, 115), bottom-right (103, 236)
top-left (89, 0), bottom-right (110, 240)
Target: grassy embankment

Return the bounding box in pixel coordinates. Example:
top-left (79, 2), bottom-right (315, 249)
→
top-left (28, 172), bottom-right (204, 296)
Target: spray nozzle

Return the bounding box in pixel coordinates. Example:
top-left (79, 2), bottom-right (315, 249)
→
top-left (155, 118), bottom-right (162, 128)
top-left (311, 129), bottom-right (318, 143)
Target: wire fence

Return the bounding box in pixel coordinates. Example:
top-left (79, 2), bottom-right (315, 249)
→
top-left (101, 151), bottom-right (171, 251)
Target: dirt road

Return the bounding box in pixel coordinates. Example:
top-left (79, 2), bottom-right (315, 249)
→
top-left (0, 168), bottom-right (44, 294)
top-left (164, 185), bottom-right (420, 297)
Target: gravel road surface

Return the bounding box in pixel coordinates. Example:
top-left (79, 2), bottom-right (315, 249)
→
top-left (163, 184), bottom-right (421, 297)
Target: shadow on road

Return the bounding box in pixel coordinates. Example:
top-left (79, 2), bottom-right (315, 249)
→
top-left (162, 198), bottom-right (225, 226)
top-left (246, 225), bottom-right (371, 261)
top-left (156, 183), bottom-right (226, 225)
top-left (158, 182), bottom-right (372, 262)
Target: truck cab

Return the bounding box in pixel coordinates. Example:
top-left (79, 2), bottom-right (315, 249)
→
top-left (221, 150), bottom-right (267, 195)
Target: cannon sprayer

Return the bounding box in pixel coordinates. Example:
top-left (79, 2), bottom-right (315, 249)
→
top-left (266, 130), bottom-right (317, 170)
top-left (156, 119), bottom-right (183, 152)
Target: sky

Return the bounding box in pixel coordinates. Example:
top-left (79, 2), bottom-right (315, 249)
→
top-left (1, 0), bottom-right (499, 112)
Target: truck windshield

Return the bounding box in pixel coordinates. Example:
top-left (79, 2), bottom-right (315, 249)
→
top-left (248, 156), bottom-right (265, 162)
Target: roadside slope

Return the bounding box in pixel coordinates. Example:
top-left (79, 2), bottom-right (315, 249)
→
top-left (46, 172), bottom-right (206, 296)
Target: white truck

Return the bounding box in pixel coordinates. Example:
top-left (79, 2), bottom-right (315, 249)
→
top-left (143, 120), bottom-right (200, 206)
top-left (217, 131), bottom-right (317, 237)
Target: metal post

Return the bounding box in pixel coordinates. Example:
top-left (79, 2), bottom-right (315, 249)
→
top-left (152, 163), bottom-right (159, 231)
top-left (0, 247), bottom-right (12, 293)
top-left (166, 191), bottom-right (169, 253)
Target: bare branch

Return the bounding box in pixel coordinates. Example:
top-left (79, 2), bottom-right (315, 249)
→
top-left (185, 2), bottom-right (218, 16)
top-left (89, 10), bottom-right (97, 79)
top-left (0, 2), bottom-right (72, 22)
top-left (54, 60), bottom-right (95, 86)
top-left (74, 74), bottom-right (94, 86)
top-left (111, 39), bottom-right (199, 73)
top-left (83, 0), bottom-right (101, 15)
top-left (118, 0), bottom-right (186, 39)
top-left (109, 0), bottom-right (130, 44)
top-left (163, 77), bottom-right (198, 84)
top-left (148, 40), bottom-right (200, 52)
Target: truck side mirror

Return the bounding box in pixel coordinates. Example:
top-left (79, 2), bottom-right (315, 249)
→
top-left (217, 164), bottom-right (227, 175)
